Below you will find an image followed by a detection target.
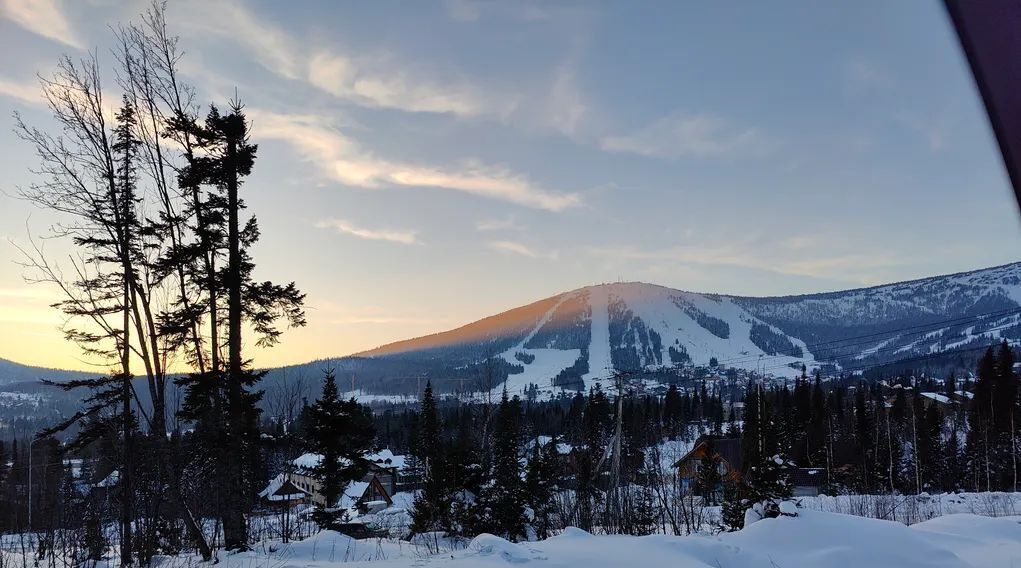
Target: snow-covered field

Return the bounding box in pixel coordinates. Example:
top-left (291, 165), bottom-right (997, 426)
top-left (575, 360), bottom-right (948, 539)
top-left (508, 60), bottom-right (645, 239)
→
top-left (199, 509), bottom-right (1021, 567)
top-left (5, 494), bottom-right (1021, 567)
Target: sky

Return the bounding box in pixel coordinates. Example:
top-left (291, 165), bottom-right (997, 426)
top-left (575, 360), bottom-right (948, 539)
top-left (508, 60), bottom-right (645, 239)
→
top-left (1, 0), bottom-right (1020, 371)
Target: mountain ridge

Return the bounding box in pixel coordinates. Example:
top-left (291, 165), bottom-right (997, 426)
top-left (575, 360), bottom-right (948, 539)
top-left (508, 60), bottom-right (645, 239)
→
top-left (339, 261), bottom-right (1021, 396)
top-left (5, 262), bottom-right (1021, 398)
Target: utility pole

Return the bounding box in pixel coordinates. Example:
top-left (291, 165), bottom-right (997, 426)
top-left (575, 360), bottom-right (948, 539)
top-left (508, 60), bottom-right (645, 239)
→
top-left (608, 369), bottom-right (636, 529)
top-left (27, 436), bottom-right (32, 532)
top-left (27, 435), bottom-right (38, 532)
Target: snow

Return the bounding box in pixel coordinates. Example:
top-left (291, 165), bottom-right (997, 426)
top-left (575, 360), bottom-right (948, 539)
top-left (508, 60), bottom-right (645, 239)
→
top-left (338, 481), bottom-right (370, 510)
top-left (367, 448), bottom-right (407, 471)
top-left (527, 436), bottom-right (574, 456)
top-left (499, 348), bottom-right (583, 397)
top-left (778, 500), bottom-right (798, 516)
top-left (340, 392), bottom-right (416, 404)
top-left (259, 473), bottom-right (308, 502)
top-left (95, 470), bottom-right (119, 488)
top-left (584, 286), bottom-right (613, 384)
top-left (920, 392), bottom-right (952, 405)
top-left (210, 509), bottom-right (1021, 567)
top-left (293, 453), bottom-right (322, 470)
top-left (292, 449), bottom-right (407, 472)
top-left (260, 529), bottom-right (413, 563)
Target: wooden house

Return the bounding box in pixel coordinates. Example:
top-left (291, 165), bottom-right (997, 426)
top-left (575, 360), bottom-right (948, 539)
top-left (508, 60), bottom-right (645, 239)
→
top-left (672, 436), bottom-right (742, 494)
top-left (273, 453), bottom-right (396, 512)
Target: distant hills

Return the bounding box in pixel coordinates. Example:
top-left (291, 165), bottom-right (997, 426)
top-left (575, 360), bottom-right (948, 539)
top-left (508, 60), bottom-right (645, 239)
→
top-left (330, 262), bottom-right (1021, 396)
top-left (6, 262), bottom-right (1021, 400)
top-left (0, 358), bottom-right (97, 386)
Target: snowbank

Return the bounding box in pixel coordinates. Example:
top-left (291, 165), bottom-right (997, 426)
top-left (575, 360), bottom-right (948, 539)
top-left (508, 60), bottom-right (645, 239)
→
top-left (443, 510), bottom-right (1018, 567)
top-left (212, 509), bottom-right (1021, 567)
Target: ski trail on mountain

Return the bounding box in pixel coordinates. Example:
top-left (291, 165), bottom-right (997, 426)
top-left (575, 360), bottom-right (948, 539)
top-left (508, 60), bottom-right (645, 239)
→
top-left (495, 292), bottom-right (582, 397)
top-left (585, 285), bottom-right (613, 385)
top-left (500, 291), bottom-right (572, 357)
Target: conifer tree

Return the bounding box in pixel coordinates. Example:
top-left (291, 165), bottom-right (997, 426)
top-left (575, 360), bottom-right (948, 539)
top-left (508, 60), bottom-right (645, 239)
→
top-left (720, 478), bottom-right (747, 531)
top-left (307, 369), bottom-right (375, 528)
top-left (174, 102), bottom-right (306, 549)
top-left (525, 437), bottom-right (560, 540)
top-left (410, 382), bottom-right (450, 535)
top-left (446, 408), bottom-right (484, 536)
top-left (694, 438), bottom-right (723, 504)
top-left (479, 390), bottom-right (527, 541)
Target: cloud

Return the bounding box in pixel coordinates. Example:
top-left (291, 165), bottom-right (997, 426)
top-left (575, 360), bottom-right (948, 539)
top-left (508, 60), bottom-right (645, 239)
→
top-left (0, 0), bottom-right (83, 49)
top-left (600, 113), bottom-right (761, 159)
top-left (173, 0), bottom-right (301, 80)
top-left (895, 110), bottom-right (950, 153)
top-left (476, 215), bottom-right (524, 231)
top-left (489, 240), bottom-right (559, 260)
top-left (0, 77), bottom-right (42, 106)
top-left (444, 0), bottom-right (481, 22)
top-left (174, 0), bottom-right (504, 117)
top-left (306, 51), bottom-right (496, 116)
top-left (542, 66), bottom-right (589, 137)
top-left (254, 110), bottom-right (580, 211)
top-left (585, 240), bottom-right (901, 284)
top-left (844, 56), bottom-right (895, 96)
top-left (315, 218), bottom-right (418, 245)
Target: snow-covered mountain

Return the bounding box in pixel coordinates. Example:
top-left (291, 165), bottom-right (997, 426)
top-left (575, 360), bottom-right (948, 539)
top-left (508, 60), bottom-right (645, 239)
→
top-left (338, 262), bottom-right (1021, 395)
top-left (6, 263), bottom-right (1021, 400)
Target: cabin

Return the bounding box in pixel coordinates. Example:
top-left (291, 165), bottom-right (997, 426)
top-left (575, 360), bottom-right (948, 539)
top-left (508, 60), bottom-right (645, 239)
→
top-left (364, 449), bottom-right (407, 495)
top-left (260, 470), bottom-right (392, 513)
top-left (528, 436), bottom-right (577, 469)
top-left (672, 436), bottom-right (742, 494)
top-left (259, 474), bottom-right (311, 508)
top-left (272, 453), bottom-right (396, 512)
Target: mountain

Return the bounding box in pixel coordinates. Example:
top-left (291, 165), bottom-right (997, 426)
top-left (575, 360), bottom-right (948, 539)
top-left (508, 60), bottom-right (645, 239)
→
top-left (289, 262), bottom-right (1021, 397)
top-left (0, 358), bottom-right (97, 386)
top-left (7, 263), bottom-right (1021, 401)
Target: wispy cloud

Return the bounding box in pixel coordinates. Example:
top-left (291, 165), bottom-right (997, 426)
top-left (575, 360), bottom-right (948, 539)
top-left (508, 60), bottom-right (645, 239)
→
top-left (895, 110), bottom-right (950, 153)
top-left (315, 218), bottom-right (418, 245)
top-left (489, 240), bottom-right (559, 260)
top-left (0, 0), bottom-right (83, 49)
top-left (600, 112), bottom-right (762, 159)
top-left (255, 110), bottom-right (580, 211)
top-left (843, 56), bottom-right (895, 96)
top-left (306, 52), bottom-right (496, 116)
top-left (175, 0), bottom-right (505, 117)
top-left (476, 215), bottom-right (524, 231)
top-left (586, 240), bottom-right (902, 285)
top-left (542, 66), bottom-right (589, 138)
top-left (0, 76), bottom-right (42, 106)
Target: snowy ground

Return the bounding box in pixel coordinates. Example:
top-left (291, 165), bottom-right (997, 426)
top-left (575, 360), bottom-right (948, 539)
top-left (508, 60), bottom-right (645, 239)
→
top-left (204, 509), bottom-right (1021, 567)
top-left (6, 492), bottom-right (1021, 567)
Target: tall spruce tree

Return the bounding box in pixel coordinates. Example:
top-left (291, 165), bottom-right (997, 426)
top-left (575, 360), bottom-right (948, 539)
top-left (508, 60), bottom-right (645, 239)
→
top-left (410, 382), bottom-right (450, 535)
top-left (175, 102), bottom-right (306, 550)
top-left (307, 370), bottom-right (376, 528)
top-left (479, 390), bottom-right (527, 541)
top-left (695, 438), bottom-right (723, 504)
top-left (524, 436), bottom-right (561, 540)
